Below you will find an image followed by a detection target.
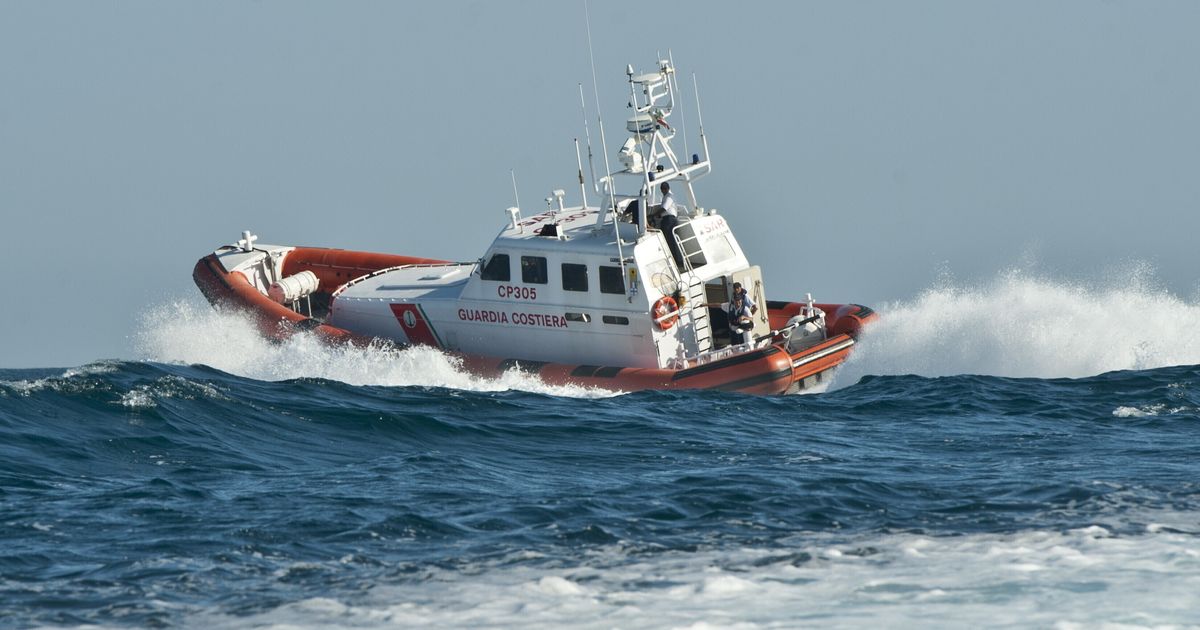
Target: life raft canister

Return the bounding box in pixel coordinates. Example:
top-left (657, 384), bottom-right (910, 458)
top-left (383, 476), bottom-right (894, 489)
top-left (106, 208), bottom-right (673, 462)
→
top-left (652, 296), bottom-right (679, 330)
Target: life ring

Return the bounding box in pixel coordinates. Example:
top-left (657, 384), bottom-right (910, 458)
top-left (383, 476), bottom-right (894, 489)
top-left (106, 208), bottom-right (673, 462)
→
top-left (652, 296), bottom-right (679, 330)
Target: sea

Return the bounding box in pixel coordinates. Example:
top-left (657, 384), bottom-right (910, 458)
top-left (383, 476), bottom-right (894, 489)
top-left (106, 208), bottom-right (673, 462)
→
top-left (2, 271), bottom-right (1199, 628)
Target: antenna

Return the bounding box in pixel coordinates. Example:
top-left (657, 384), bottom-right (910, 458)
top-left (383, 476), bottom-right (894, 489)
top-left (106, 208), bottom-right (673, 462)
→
top-left (584, 0), bottom-right (629, 292)
top-left (669, 49), bottom-right (689, 162)
top-left (585, 1), bottom-right (617, 229)
top-left (693, 73), bottom-right (710, 167)
top-left (574, 138), bottom-right (589, 211)
top-left (506, 169), bottom-right (523, 232)
top-left (578, 84), bottom-right (599, 194)
top-left (510, 169), bottom-right (521, 211)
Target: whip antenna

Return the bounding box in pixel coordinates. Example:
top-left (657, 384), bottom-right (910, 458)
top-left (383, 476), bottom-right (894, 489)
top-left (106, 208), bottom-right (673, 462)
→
top-left (578, 84), bottom-right (599, 194)
top-left (669, 49), bottom-right (689, 161)
top-left (510, 169), bottom-right (521, 210)
top-left (583, 0), bottom-right (628, 291)
top-left (585, 2), bottom-right (617, 227)
top-left (574, 138), bottom-right (589, 210)
top-left (693, 73), bottom-right (710, 167)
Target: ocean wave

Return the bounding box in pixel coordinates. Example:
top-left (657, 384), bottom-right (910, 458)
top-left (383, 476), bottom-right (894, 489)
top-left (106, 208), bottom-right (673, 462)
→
top-left (835, 265), bottom-right (1200, 387)
top-left (131, 300), bottom-right (619, 398)
top-left (201, 525), bottom-right (1200, 630)
top-left (3, 357), bottom-right (1200, 628)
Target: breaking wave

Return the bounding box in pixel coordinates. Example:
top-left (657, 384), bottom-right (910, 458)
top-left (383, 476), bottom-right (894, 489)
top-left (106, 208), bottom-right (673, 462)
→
top-left (132, 300), bottom-right (617, 398)
top-left (836, 266), bottom-right (1200, 386)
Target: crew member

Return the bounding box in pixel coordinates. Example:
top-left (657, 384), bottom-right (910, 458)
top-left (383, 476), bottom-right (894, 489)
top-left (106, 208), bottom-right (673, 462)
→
top-left (657, 182), bottom-right (685, 268)
top-left (731, 282), bottom-right (758, 315)
top-left (705, 293), bottom-right (755, 346)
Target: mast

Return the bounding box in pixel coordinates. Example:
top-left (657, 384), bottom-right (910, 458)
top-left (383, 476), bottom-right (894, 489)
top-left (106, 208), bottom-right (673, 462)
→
top-left (606, 59), bottom-right (712, 222)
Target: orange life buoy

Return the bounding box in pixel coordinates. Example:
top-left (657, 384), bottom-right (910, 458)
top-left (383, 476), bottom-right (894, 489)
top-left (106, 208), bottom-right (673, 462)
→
top-left (652, 296), bottom-right (679, 330)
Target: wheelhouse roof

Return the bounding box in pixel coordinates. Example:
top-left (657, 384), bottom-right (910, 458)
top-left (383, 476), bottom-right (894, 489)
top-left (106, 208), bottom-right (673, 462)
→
top-left (489, 206), bottom-right (642, 257)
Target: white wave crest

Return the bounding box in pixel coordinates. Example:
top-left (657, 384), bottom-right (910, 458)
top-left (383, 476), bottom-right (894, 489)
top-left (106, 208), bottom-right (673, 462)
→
top-left (192, 522), bottom-right (1200, 630)
top-left (835, 267), bottom-right (1200, 385)
top-left (0, 361), bottom-right (119, 397)
top-left (132, 300), bottom-right (619, 398)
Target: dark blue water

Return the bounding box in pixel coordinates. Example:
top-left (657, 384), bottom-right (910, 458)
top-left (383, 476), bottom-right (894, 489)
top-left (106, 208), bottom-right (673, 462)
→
top-left (3, 359), bottom-right (1199, 628)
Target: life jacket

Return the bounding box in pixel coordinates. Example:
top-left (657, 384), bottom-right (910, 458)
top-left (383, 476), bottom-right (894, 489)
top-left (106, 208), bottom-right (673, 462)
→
top-left (727, 302), bottom-right (752, 333)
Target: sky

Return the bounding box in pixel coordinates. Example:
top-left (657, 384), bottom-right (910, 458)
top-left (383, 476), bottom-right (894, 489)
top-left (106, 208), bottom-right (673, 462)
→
top-left (1, 1), bottom-right (1198, 368)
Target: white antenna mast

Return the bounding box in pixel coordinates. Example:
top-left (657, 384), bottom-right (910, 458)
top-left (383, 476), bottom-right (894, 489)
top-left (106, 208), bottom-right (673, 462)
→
top-left (506, 169), bottom-right (523, 232)
top-left (669, 49), bottom-right (690, 163)
top-left (578, 84), bottom-right (599, 194)
top-left (693, 73), bottom-right (710, 167)
top-left (584, 0), bottom-right (630, 290)
top-left (585, 1), bottom-right (617, 230)
top-left (574, 138), bottom-right (589, 210)
top-left (510, 169), bottom-right (521, 210)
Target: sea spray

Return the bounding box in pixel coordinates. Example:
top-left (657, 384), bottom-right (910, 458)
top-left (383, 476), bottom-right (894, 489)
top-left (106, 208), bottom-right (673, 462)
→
top-left (133, 299), bottom-right (617, 398)
top-left (135, 264), bottom-right (1200, 395)
top-left (834, 267), bottom-right (1200, 387)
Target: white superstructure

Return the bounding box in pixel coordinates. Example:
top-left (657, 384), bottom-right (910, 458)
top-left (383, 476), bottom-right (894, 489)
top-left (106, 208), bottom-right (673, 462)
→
top-left (324, 58), bottom-right (785, 369)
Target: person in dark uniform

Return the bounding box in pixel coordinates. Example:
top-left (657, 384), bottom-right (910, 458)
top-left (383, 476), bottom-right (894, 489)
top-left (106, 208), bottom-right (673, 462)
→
top-left (627, 198), bottom-right (641, 227)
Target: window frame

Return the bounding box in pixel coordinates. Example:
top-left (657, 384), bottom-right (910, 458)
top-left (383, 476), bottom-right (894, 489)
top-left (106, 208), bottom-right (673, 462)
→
top-left (480, 253), bottom-right (511, 281)
top-left (561, 262), bottom-right (589, 292)
top-left (521, 255), bottom-right (549, 285)
top-left (598, 265), bottom-right (625, 295)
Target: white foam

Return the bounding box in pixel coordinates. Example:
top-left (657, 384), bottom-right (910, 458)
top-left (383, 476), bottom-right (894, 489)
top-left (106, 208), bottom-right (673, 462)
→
top-left (1112, 404), bottom-right (1195, 418)
top-left (132, 300), bottom-right (619, 399)
top-left (834, 266), bottom-right (1200, 387)
top-left (0, 361), bottom-right (119, 397)
top-left (187, 521), bottom-right (1200, 630)
top-left (535, 575), bottom-right (587, 596)
top-left (118, 388), bottom-right (156, 409)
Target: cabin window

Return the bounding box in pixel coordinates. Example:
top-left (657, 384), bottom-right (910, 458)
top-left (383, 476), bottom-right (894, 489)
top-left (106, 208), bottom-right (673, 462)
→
top-left (565, 312), bottom-right (590, 322)
top-left (675, 221), bottom-right (708, 269)
top-left (643, 258), bottom-right (678, 295)
top-left (704, 235), bottom-right (737, 265)
top-left (521, 256), bottom-right (548, 284)
top-left (561, 263), bottom-right (588, 292)
top-left (602, 315), bottom-right (629, 325)
top-left (480, 253), bottom-right (510, 281)
top-left (599, 265), bottom-right (625, 294)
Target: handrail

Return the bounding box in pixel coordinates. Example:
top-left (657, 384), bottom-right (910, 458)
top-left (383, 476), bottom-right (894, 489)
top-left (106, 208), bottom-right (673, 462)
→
top-left (670, 222), bottom-right (700, 272)
top-left (667, 337), bottom-right (766, 370)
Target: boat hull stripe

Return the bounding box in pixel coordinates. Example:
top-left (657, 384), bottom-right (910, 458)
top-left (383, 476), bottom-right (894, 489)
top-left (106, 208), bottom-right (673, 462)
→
top-left (792, 338), bottom-right (855, 368)
top-left (571, 365), bottom-right (601, 378)
top-left (672, 346), bottom-right (781, 382)
top-left (713, 367), bottom-right (794, 392)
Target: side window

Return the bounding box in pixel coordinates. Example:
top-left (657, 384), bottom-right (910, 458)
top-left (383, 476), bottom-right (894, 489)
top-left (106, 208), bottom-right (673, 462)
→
top-left (521, 256), bottom-right (548, 284)
top-left (599, 265), bottom-right (625, 294)
top-left (561, 263), bottom-right (588, 292)
top-left (480, 253), bottom-right (510, 281)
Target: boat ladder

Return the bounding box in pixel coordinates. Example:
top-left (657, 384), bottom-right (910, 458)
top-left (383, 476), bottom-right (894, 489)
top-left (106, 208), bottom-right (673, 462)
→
top-left (672, 222), bottom-right (704, 272)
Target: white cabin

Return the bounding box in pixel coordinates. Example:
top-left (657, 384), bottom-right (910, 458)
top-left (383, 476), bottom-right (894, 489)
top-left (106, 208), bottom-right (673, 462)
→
top-left (328, 201), bottom-right (767, 368)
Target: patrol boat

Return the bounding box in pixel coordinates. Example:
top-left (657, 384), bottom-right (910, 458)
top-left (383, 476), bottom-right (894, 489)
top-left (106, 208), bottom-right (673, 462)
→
top-left (193, 59), bottom-right (876, 395)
